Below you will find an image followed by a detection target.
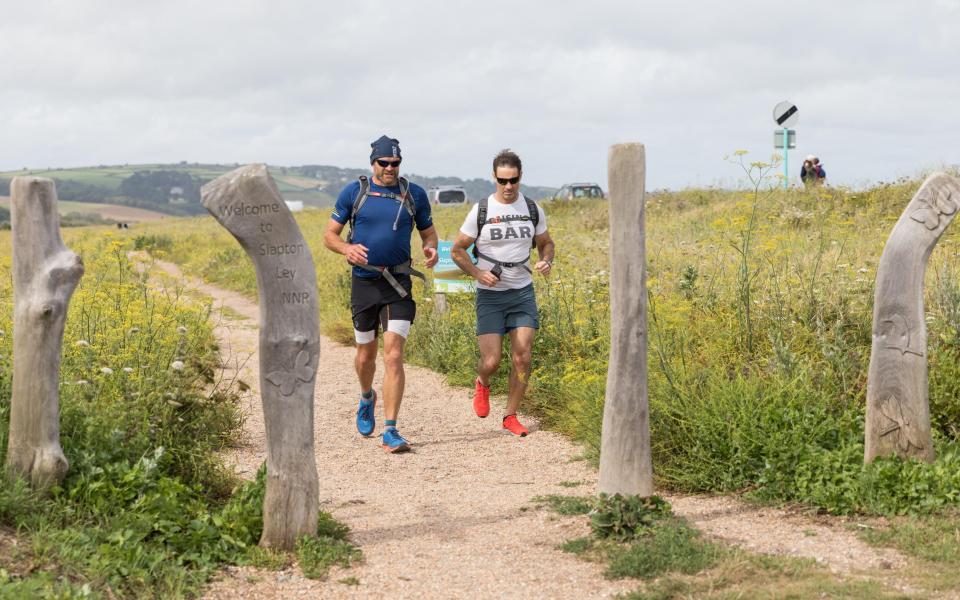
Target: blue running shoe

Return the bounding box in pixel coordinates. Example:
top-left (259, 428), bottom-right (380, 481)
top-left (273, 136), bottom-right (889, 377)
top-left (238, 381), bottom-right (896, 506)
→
top-left (356, 391), bottom-right (376, 437)
top-left (381, 428), bottom-right (411, 453)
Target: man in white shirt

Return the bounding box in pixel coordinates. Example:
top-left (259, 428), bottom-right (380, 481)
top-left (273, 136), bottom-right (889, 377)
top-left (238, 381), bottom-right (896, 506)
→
top-left (450, 149), bottom-right (555, 436)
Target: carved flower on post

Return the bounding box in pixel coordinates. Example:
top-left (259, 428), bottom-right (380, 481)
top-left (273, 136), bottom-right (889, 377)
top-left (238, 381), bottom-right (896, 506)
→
top-left (865, 173), bottom-right (960, 464)
top-left (201, 164), bottom-right (320, 550)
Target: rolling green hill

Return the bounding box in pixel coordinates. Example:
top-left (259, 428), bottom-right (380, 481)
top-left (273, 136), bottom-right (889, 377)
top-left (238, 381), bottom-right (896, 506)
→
top-left (0, 196), bottom-right (168, 228)
top-left (0, 163), bottom-right (559, 217)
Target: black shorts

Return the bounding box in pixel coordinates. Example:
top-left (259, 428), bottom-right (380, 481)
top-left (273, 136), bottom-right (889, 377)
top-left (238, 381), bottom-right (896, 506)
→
top-left (351, 273), bottom-right (416, 334)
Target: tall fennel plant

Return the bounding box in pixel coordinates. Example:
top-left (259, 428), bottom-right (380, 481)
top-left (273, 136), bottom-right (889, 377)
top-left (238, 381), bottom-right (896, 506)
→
top-left (727, 150), bottom-right (780, 356)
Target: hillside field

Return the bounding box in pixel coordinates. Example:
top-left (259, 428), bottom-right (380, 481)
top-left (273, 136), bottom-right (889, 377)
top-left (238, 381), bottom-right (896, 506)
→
top-left (128, 172), bottom-right (960, 508)
top-left (4, 169), bottom-right (960, 596)
top-left (0, 196), bottom-right (168, 222)
top-left (0, 163), bottom-right (561, 217)
top-left (0, 164), bottom-right (336, 210)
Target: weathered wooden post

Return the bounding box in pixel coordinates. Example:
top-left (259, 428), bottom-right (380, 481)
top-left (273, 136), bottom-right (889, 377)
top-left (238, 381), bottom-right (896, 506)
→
top-left (5, 178), bottom-right (84, 489)
top-left (433, 292), bottom-right (449, 314)
top-left (865, 172), bottom-right (959, 463)
top-left (201, 164), bottom-right (320, 548)
top-left (598, 143), bottom-right (653, 496)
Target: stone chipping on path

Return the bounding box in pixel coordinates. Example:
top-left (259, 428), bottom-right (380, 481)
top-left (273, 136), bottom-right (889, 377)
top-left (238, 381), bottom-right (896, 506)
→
top-left (143, 260), bottom-right (906, 599)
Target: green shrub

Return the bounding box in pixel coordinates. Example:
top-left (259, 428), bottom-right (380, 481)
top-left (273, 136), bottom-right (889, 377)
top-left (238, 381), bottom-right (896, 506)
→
top-left (296, 535), bottom-right (362, 580)
top-left (0, 232), bottom-right (341, 597)
top-left (132, 233), bottom-right (174, 253)
top-left (590, 494), bottom-right (672, 541)
top-left (605, 520), bottom-right (722, 580)
top-left (532, 494), bottom-right (594, 516)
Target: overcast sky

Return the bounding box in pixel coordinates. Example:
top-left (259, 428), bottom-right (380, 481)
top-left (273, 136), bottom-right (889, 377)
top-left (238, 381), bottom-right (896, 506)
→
top-left (2, 1), bottom-right (959, 190)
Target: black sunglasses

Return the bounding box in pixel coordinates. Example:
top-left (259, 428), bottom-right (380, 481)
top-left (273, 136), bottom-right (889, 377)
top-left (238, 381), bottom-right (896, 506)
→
top-left (496, 176), bottom-right (520, 185)
top-left (376, 159), bottom-right (401, 168)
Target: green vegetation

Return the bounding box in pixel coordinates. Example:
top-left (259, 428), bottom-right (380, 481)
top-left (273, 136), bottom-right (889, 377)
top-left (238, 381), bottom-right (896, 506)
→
top-left (117, 164), bottom-right (960, 594)
top-left (296, 534), bottom-right (362, 580)
top-left (0, 164), bottom-right (332, 216)
top-left (618, 554), bottom-right (902, 600)
top-left (540, 493), bottom-right (721, 580)
top-left (0, 163), bottom-right (560, 217)
top-left (134, 168), bottom-right (960, 519)
top-left (859, 511), bottom-right (960, 565)
top-left (589, 494), bottom-right (672, 541)
top-left (541, 494), bottom-right (909, 598)
top-left (532, 494), bottom-right (594, 515)
top-left (0, 229), bottom-right (358, 598)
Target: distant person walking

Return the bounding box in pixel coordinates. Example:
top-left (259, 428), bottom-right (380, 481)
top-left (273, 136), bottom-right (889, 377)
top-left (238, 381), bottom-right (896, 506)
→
top-left (450, 149), bottom-right (555, 436)
top-left (801, 154), bottom-right (826, 187)
top-left (323, 135), bottom-right (438, 453)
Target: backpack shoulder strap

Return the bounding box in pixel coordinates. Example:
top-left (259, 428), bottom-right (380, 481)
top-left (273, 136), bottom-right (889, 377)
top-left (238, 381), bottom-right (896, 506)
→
top-left (472, 196), bottom-right (489, 258)
top-left (399, 176), bottom-right (415, 218)
top-left (524, 195), bottom-right (539, 248)
top-left (476, 196), bottom-right (489, 237)
top-left (348, 176), bottom-right (370, 243)
top-left (353, 176), bottom-right (370, 217)
top-left (524, 195), bottom-right (539, 228)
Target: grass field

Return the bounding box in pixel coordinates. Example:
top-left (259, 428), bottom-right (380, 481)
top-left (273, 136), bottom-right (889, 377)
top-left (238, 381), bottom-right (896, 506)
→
top-left (0, 227), bottom-right (359, 597)
top-left (0, 196), bottom-right (169, 222)
top-left (5, 162), bottom-right (960, 596)
top-left (0, 164), bottom-right (336, 206)
top-left (127, 166), bottom-right (960, 515)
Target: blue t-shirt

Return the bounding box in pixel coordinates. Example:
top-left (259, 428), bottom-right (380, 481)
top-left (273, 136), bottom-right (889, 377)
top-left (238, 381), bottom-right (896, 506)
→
top-left (331, 179), bottom-right (433, 278)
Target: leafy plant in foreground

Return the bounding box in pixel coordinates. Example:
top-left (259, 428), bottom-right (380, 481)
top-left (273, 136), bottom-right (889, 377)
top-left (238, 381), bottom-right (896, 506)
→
top-left (590, 494), bottom-right (672, 541)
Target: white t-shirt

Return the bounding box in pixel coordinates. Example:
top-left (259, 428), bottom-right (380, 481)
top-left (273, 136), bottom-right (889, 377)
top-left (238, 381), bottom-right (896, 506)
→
top-left (459, 194), bottom-right (548, 291)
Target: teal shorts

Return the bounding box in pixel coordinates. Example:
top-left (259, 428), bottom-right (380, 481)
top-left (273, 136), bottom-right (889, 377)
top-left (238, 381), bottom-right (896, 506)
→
top-left (475, 284), bottom-right (539, 336)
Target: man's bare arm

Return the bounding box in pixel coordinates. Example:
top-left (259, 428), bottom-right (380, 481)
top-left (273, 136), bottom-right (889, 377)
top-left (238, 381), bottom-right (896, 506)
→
top-left (418, 225), bottom-right (439, 268)
top-left (324, 219), bottom-right (368, 265)
top-left (452, 231), bottom-right (499, 287)
top-left (533, 230), bottom-right (555, 275)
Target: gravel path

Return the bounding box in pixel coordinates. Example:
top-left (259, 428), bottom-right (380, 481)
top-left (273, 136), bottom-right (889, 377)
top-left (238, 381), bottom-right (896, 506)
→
top-left (144, 259), bottom-right (906, 598)
top-left (146, 260), bottom-right (634, 599)
top-left (667, 495), bottom-right (904, 574)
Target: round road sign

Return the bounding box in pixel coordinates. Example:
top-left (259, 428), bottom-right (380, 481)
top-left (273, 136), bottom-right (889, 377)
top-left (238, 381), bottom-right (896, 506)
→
top-left (773, 101), bottom-right (799, 128)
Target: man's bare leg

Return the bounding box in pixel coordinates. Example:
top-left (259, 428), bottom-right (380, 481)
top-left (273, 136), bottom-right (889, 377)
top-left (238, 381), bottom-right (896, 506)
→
top-left (381, 332), bottom-right (406, 422)
top-left (477, 333), bottom-right (503, 386)
top-left (355, 339), bottom-right (377, 393)
top-left (505, 327), bottom-right (535, 416)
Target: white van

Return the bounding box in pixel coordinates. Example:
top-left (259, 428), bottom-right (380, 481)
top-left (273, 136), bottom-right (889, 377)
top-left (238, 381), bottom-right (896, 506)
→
top-left (428, 185), bottom-right (467, 205)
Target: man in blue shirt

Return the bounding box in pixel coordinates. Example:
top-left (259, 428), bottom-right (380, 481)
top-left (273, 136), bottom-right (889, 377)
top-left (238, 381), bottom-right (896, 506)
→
top-left (324, 135), bottom-right (438, 453)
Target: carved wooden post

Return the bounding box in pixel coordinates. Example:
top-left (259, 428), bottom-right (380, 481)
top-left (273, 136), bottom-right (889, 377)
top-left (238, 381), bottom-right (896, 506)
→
top-left (5, 178), bottom-right (84, 489)
top-left (598, 143), bottom-right (653, 496)
top-left (201, 165), bottom-right (320, 548)
top-left (865, 173), bottom-right (959, 463)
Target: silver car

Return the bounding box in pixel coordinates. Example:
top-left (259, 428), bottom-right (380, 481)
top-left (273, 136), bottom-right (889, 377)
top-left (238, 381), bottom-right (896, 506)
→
top-left (554, 183), bottom-right (604, 200)
top-left (428, 185), bottom-right (467, 205)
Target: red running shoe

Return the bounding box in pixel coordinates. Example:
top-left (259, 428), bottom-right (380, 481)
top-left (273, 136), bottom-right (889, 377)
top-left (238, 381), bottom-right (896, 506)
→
top-left (502, 414), bottom-right (529, 437)
top-left (473, 378), bottom-right (490, 418)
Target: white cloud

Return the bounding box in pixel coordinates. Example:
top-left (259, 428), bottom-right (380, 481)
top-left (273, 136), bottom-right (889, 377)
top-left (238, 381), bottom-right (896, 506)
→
top-left (1, 0), bottom-right (958, 189)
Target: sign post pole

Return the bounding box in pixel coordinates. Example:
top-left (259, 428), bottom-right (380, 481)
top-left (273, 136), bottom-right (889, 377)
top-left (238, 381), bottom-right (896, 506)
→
top-left (773, 101), bottom-right (799, 190)
top-left (783, 127), bottom-right (789, 189)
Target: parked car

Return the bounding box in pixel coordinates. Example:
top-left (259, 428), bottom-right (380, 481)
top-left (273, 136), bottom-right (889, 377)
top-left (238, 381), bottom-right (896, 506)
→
top-left (428, 185), bottom-right (467, 205)
top-left (553, 183), bottom-right (605, 201)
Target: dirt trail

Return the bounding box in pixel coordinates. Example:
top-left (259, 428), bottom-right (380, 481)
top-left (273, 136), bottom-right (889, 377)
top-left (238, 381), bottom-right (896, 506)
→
top-left (145, 260), bottom-right (905, 599)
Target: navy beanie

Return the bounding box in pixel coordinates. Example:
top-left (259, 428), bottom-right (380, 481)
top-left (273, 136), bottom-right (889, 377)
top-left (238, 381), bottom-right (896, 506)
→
top-left (370, 135), bottom-right (401, 163)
